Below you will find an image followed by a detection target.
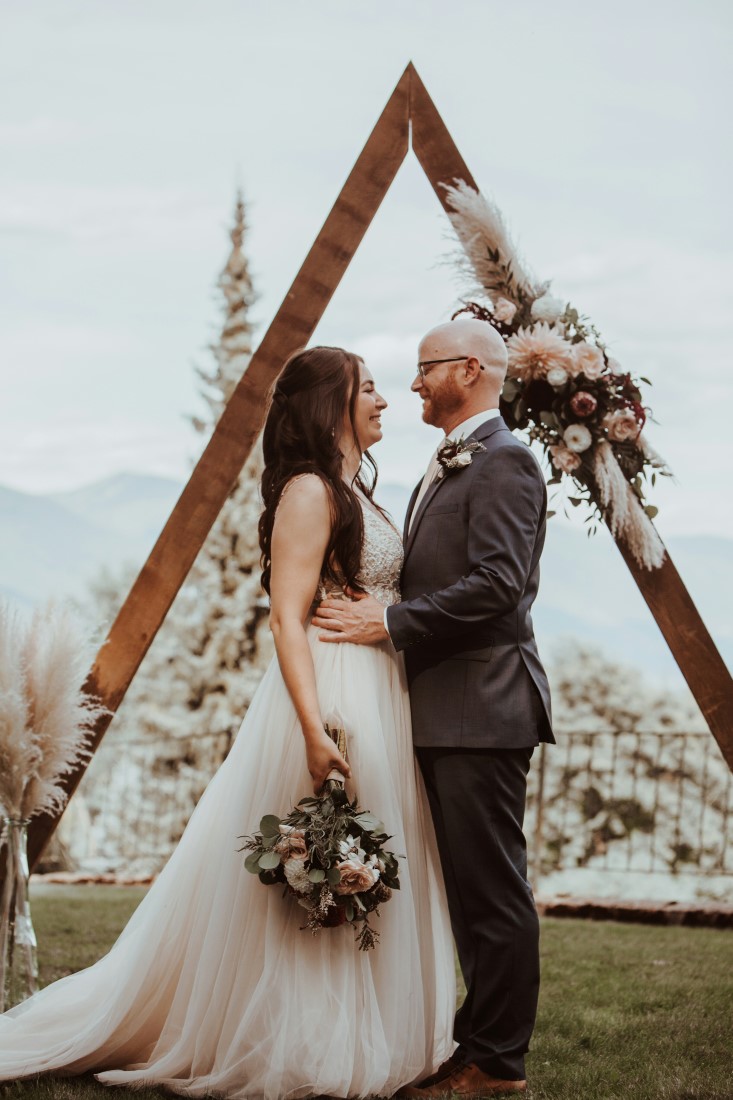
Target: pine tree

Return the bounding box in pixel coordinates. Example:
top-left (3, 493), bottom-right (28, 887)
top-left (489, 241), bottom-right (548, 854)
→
top-left (64, 193), bottom-right (273, 875)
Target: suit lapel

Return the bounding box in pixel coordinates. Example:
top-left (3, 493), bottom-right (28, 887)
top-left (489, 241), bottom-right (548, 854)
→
top-left (403, 481), bottom-right (421, 544)
top-left (402, 416), bottom-right (510, 562)
top-left (404, 473), bottom-right (449, 559)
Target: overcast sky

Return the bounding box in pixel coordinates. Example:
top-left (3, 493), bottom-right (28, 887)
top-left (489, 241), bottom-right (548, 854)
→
top-left (2, 0), bottom-right (732, 540)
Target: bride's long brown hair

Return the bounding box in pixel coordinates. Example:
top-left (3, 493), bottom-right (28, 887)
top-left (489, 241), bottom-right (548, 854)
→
top-left (258, 345), bottom-right (381, 596)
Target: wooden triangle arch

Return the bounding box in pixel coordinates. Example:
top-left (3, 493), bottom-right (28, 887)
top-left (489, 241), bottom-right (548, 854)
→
top-left (23, 62), bottom-right (733, 873)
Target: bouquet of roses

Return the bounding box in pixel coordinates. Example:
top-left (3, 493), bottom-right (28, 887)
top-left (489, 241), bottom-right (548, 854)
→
top-left (239, 726), bottom-right (401, 950)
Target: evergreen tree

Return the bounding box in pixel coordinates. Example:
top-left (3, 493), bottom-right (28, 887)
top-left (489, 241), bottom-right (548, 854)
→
top-left (66, 193), bottom-right (273, 874)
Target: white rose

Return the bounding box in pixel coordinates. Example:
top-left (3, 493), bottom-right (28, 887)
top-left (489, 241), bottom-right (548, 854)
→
top-left (571, 342), bottom-right (605, 380)
top-left (530, 294), bottom-right (565, 323)
top-left (449, 451), bottom-right (473, 468)
top-left (493, 297), bottom-right (517, 324)
top-left (606, 356), bottom-right (623, 375)
top-left (563, 424), bottom-right (593, 453)
top-left (546, 366), bottom-right (569, 388)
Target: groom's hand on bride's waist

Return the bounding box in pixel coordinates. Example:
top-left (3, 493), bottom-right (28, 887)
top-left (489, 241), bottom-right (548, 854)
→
top-left (312, 591), bottom-right (390, 646)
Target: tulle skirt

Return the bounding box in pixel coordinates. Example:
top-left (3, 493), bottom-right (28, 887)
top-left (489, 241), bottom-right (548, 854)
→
top-left (0, 628), bottom-right (456, 1098)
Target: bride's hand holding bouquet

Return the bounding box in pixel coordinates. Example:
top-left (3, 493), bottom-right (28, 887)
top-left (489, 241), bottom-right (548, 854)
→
top-left (302, 721), bottom-right (351, 794)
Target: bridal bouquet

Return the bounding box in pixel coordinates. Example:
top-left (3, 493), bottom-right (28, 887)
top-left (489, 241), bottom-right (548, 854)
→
top-left (240, 728), bottom-right (401, 950)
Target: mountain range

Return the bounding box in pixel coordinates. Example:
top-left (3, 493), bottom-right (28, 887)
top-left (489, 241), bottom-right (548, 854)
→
top-left (2, 472), bottom-right (730, 684)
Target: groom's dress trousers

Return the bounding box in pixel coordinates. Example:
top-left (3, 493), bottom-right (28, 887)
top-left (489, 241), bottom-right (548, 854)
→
top-left (386, 413), bottom-right (553, 1082)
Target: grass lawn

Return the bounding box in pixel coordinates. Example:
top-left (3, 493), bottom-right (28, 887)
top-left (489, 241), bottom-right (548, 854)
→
top-left (0, 886), bottom-right (731, 1100)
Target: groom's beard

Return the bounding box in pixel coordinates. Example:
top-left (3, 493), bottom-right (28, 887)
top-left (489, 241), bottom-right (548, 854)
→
top-left (420, 375), bottom-right (463, 428)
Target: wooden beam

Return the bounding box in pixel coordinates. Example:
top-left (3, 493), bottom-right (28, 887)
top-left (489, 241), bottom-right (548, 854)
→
top-left (616, 533), bottom-right (733, 769)
top-left (408, 63), bottom-right (477, 207)
top-left (26, 65), bottom-right (410, 872)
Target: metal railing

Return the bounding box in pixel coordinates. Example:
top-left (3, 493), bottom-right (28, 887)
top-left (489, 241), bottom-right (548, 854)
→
top-left (65, 729), bottom-right (733, 895)
top-left (527, 731), bottom-right (732, 890)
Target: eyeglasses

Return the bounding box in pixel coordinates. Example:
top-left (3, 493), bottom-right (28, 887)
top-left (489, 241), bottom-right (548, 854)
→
top-left (415, 356), bottom-right (486, 380)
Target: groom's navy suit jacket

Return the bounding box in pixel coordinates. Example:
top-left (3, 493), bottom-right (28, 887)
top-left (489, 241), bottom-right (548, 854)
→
top-left (386, 415), bottom-right (554, 749)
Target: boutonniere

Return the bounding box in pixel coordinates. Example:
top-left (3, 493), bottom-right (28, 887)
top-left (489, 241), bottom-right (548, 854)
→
top-left (436, 435), bottom-right (486, 477)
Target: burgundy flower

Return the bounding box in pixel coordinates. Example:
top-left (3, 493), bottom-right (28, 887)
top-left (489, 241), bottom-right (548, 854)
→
top-left (570, 391), bottom-right (598, 418)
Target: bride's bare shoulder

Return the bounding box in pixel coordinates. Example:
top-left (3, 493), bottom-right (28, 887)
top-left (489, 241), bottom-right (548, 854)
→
top-left (274, 473), bottom-right (330, 526)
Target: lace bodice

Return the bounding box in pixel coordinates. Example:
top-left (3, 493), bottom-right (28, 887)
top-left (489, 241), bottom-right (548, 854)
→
top-left (323, 501), bottom-right (403, 606)
top-left (276, 476), bottom-right (403, 606)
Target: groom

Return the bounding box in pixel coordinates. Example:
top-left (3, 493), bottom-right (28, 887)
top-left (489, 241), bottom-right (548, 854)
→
top-left (314, 316), bottom-right (554, 1097)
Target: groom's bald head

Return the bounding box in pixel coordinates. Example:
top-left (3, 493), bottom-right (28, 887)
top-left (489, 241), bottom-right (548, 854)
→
top-left (415, 318), bottom-right (507, 432)
top-left (420, 317), bottom-right (508, 378)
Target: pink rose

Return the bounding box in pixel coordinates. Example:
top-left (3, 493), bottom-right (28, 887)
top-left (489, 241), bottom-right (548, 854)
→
top-left (570, 391), bottom-right (598, 418)
top-left (333, 858), bottom-right (380, 895)
top-left (493, 297), bottom-right (517, 324)
top-left (571, 342), bottom-right (605, 380)
top-left (276, 826), bottom-right (307, 861)
top-left (549, 443), bottom-right (582, 474)
top-left (604, 408), bottom-right (640, 442)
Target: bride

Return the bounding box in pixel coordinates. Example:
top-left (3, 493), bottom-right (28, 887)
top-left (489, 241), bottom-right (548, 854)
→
top-left (0, 345), bottom-right (456, 1097)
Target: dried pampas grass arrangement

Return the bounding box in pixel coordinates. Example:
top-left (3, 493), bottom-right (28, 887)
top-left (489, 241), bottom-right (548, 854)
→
top-left (442, 179), bottom-right (672, 570)
top-left (0, 601), bottom-right (107, 823)
top-left (443, 180), bottom-right (545, 315)
top-left (594, 441), bottom-right (666, 570)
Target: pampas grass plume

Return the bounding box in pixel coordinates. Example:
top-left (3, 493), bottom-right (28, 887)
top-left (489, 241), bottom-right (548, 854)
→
top-left (443, 180), bottom-right (544, 306)
top-left (0, 601), bottom-right (106, 821)
top-left (594, 441), bottom-right (665, 570)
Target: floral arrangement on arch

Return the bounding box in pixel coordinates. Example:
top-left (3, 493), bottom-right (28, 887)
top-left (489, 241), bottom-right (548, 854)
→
top-left (444, 181), bottom-right (671, 570)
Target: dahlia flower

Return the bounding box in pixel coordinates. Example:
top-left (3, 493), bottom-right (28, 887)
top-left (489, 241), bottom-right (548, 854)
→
top-left (506, 323), bottom-right (573, 382)
top-left (284, 859), bottom-right (312, 895)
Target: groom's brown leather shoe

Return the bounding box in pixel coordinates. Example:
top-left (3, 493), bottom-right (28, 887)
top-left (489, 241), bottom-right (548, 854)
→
top-left (401, 1062), bottom-right (526, 1097)
top-left (417, 1051), bottom-right (465, 1089)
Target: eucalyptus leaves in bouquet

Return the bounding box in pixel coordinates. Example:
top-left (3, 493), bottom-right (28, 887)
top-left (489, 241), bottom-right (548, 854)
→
top-left (444, 180), bottom-right (671, 570)
top-left (240, 779), bottom-right (401, 951)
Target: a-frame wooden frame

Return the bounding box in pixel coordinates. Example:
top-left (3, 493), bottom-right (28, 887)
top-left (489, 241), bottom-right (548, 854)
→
top-left (23, 63), bottom-right (733, 874)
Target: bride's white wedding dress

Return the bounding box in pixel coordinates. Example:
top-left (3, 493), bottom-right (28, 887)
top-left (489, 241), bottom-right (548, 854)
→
top-left (0, 499), bottom-right (456, 1098)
